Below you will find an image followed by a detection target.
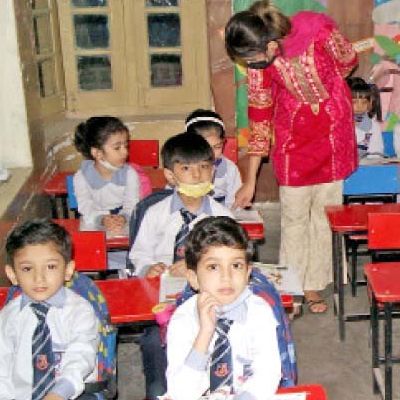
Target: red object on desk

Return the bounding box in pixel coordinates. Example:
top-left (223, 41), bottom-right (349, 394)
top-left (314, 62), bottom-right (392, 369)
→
top-left (326, 203), bottom-right (400, 233)
top-left (53, 219), bottom-right (129, 250)
top-left (277, 384), bottom-right (327, 399)
top-left (96, 278), bottom-right (160, 324)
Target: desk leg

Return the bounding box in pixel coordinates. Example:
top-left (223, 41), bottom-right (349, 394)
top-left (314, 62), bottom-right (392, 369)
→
top-left (332, 231), bottom-right (339, 317)
top-left (334, 232), bottom-right (345, 341)
top-left (384, 303), bottom-right (393, 400)
top-left (371, 295), bottom-right (380, 394)
top-left (61, 195), bottom-right (69, 219)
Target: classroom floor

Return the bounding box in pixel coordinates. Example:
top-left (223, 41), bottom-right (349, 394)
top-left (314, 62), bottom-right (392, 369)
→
top-left (116, 202), bottom-right (393, 400)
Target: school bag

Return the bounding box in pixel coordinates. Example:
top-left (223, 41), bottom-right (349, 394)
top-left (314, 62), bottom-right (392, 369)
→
top-left (5, 272), bottom-right (117, 399)
top-left (176, 267), bottom-right (298, 388)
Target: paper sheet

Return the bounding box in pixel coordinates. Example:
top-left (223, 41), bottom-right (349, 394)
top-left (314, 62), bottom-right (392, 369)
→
top-left (232, 208), bottom-right (263, 223)
top-left (159, 271), bottom-right (187, 302)
top-left (253, 262), bottom-right (304, 296)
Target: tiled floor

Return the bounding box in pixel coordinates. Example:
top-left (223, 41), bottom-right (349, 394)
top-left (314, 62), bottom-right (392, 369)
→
top-left (116, 202), bottom-right (393, 400)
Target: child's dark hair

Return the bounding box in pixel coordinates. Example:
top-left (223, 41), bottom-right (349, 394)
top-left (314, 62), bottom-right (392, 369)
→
top-left (346, 76), bottom-right (382, 121)
top-left (6, 219), bottom-right (72, 266)
top-left (74, 116), bottom-right (129, 159)
top-left (185, 216), bottom-right (252, 271)
top-left (185, 109), bottom-right (225, 139)
top-left (225, 0), bottom-right (291, 61)
top-left (161, 132), bottom-right (214, 170)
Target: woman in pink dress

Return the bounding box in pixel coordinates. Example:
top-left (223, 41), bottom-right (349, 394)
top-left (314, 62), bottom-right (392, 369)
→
top-left (225, 0), bottom-right (358, 313)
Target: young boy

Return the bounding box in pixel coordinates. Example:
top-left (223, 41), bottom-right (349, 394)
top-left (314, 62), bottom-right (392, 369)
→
top-left (129, 132), bottom-right (233, 277)
top-left (128, 132), bottom-right (233, 400)
top-left (166, 216), bottom-right (281, 400)
top-left (0, 219), bottom-right (99, 400)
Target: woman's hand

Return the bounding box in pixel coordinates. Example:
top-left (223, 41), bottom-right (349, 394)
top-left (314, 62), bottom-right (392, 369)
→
top-left (233, 181), bottom-right (256, 209)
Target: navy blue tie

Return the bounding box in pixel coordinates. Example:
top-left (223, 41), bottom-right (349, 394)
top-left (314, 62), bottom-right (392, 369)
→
top-left (210, 318), bottom-right (233, 392)
top-left (173, 208), bottom-right (196, 262)
top-left (31, 302), bottom-right (55, 400)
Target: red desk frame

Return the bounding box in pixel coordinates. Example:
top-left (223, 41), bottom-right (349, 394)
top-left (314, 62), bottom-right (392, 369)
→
top-left (325, 203), bottom-right (400, 341)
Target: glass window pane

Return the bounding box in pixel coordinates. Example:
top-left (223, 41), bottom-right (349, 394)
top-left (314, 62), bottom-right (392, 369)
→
top-left (38, 59), bottom-right (56, 97)
top-left (74, 15), bottom-right (109, 49)
top-left (148, 14), bottom-right (180, 47)
top-left (33, 14), bottom-right (53, 54)
top-left (151, 54), bottom-right (182, 87)
top-left (146, 0), bottom-right (178, 6)
top-left (72, 0), bottom-right (107, 7)
top-left (77, 56), bottom-right (112, 90)
top-left (31, 0), bottom-right (49, 9)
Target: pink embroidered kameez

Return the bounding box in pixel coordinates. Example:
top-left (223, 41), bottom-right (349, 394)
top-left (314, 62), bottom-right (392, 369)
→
top-left (247, 11), bottom-right (358, 186)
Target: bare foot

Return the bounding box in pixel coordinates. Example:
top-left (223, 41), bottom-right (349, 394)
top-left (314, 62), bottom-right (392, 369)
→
top-left (304, 290), bottom-right (327, 313)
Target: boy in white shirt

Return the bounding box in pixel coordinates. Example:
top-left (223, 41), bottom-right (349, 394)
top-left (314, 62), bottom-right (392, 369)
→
top-left (166, 216), bottom-right (281, 400)
top-left (129, 133), bottom-right (233, 400)
top-left (0, 219), bottom-right (99, 400)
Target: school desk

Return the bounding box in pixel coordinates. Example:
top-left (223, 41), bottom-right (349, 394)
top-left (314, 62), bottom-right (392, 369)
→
top-left (325, 202), bottom-right (400, 341)
top-left (53, 218), bottom-right (129, 250)
top-left (277, 384), bottom-right (327, 400)
top-left (95, 277), bottom-right (293, 326)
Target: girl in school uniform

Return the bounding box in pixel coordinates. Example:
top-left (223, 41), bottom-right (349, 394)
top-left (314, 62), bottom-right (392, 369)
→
top-left (346, 77), bottom-right (384, 160)
top-left (185, 109), bottom-right (242, 208)
top-left (73, 116), bottom-right (140, 271)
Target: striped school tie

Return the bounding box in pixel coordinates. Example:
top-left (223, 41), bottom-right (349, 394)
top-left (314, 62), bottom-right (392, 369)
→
top-left (210, 318), bottom-right (233, 393)
top-left (31, 302), bottom-right (55, 400)
top-left (173, 208), bottom-right (196, 262)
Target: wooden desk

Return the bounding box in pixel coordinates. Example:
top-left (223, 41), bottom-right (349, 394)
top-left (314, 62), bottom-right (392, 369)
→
top-left (54, 219), bottom-right (129, 250)
top-left (96, 277), bottom-right (293, 326)
top-left (325, 203), bottom-right (400, 340)
top-left (277, 384), bottom-right (327, 399)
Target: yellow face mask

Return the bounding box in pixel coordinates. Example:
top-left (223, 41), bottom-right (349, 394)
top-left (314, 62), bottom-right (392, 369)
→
top-left (177, 181), bottom-right (214, 198)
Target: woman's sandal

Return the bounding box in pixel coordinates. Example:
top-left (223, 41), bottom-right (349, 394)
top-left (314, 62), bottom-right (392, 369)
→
top-left (305, 298), bottom-right (328, 314)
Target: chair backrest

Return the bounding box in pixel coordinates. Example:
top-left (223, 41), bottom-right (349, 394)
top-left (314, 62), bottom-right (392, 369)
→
top-left (368, 213), bottom-right (400, 250)
top-left (66, 175), bottom-right (78, 210)
top-left (129, 139), bottom-right (159, 168)
top-left (343, 165), bottom-right (400, 196)
top-left (382, 131), bottom-right (396, 157)
top-left (72, 231), bottom-right (108, 271)
top-left (223, 136), bottom-right (238, 164)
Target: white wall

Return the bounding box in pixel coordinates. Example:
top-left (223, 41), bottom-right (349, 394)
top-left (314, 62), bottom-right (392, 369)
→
top-left (0, 0), bottom-right (32, 168)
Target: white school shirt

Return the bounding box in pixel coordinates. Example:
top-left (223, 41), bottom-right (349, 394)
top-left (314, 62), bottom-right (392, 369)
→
top-left (355, 116), bottom-right (383, 158)
top-left (0, 287), bottom-right (99, 400)
top-left (73, 160), bottom-right (140, 226)
top-left (166, 289), bottom-right (281, 400)
top-left (128, 191), bottom-right (233, 276)
top-left (213, 156), bottom-right (242, 208)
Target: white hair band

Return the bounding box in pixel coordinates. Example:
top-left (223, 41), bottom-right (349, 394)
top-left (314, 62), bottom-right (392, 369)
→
top-left (185, 116), bottom-right (225, 130)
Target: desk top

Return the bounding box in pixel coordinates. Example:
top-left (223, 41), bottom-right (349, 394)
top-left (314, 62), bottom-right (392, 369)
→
top-left (277, 384), bottom-right (327, 399)
top-left (365, 262), bottom-right (400, 303)
top-left (54, 219), bottom-right (129, 250)
top-left (325, 203), bottom-right (400, 233)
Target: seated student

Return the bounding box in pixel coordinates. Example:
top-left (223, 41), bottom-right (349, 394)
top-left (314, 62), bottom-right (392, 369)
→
top-left (129, 132), bottom-right (233, 400)
top-left (73, 116), bottom-right (140, 271)
top-left (166, 216), bottom-right (281, 400)
top-left (0, 219), bottom-right (99, 400)
top-left (185, 109), bottom-right (242, 208)
top-left (346, 77), bottom-right (384, 159)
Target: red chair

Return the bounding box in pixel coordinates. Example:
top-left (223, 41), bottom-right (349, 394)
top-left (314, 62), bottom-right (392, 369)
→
top-left (364, 213), bottom-right (400, 400)
top-left (129, 139), bottom-right (159, 168)
top-left (223, 136), bottom-right (238, 164)
top-left (72, 231), bottom-right (107, 272)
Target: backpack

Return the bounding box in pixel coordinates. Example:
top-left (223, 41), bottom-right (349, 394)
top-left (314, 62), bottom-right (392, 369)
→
top-left (176, 267), bottom-right (297, 388)
top-left (5, 272), bottom-right (117, 399)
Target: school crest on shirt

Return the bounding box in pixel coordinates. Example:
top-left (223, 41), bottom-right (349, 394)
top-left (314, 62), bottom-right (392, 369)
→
top-left (214, 363), bottom-right (230, 378)
top-left (35, 354), bottom-right (49, 370)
